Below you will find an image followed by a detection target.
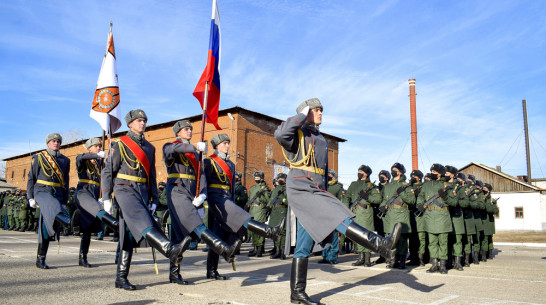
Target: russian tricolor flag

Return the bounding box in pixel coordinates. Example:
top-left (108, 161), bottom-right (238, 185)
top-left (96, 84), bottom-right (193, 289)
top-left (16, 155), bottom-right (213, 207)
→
top-left (193, 0), bottom-right (222, 130)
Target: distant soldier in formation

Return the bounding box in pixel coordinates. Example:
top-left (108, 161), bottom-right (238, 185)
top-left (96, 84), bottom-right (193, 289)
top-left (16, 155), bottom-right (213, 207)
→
top-left (318, 169), bottom-right (345, 265)
top-left (101, 110), bottom-right (191, 290)
top-left (74, 137), bottom-right (119, 268)
top-left (156, 182), bottom-right (168, 230)
top-left (483, 183), bottom-right (498, 259)
top-left (467, 175), bottom-right (485, 264)
top-left (407, 169), bottom-right (425, 266)
top-left (63, 187), bottom-right (77, 236)
top-left (374, 169), bottom-right (391, 264)
top-left (17, 192), bottom-right (29, 232)
top-left (27, 133), bottom-right (72, 269)
top-left (346, 165), bottom-right (381, 267)
top-left (268, 172), bottom-right (288, 260)
top-left (0, 191), bottom-right (6, 229)
top-left (233, 171), bottom-right (248, 210)
top-left (445, 165), bottom-right (467, 271)
top-left (246, 171), bottom-right (270, 257)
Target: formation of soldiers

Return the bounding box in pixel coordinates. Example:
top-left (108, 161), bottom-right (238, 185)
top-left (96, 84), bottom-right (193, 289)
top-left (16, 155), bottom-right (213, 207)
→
top-left (4, 103), bottom-right (498, 304)
top-left (0, 190), bottom-right (38, 232)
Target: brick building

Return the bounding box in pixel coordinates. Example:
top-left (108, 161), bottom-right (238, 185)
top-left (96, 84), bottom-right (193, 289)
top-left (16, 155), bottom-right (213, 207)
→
top-left (3, 106), bottom-right (346, 192)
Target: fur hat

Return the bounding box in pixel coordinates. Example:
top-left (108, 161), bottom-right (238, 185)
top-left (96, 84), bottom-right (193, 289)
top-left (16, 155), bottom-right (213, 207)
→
top-left (210, 133), bottom-right (230, 149)
top-left (410, 169), bottom-right (424, 180)
top-left (358, 165), bottom-right (372, 176)
top-left (379, 170), bottom-right (391, 180)
top-left (253, 171), bottom-right (265, 179)
top-left (445, 165), bottom-right (458, 175)
top-left (85, 137), bottom-right (101, 149)
top-left (46, 133), bottom-right (62, 144)
top-left (173, 120), bottom-right (192, 136)
top-left (296, 98), bottom-right (323, 114)
top-left (430, 163), bottom-right (446, 175)
top-left (125, 109), bottom-right (148, 126)
top-left (391, 162), bottom-right (406, 174)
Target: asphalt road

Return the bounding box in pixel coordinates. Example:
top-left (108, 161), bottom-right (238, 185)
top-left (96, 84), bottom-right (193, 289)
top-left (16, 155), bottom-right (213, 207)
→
top-left (1, 230), bottom-right (545, 305)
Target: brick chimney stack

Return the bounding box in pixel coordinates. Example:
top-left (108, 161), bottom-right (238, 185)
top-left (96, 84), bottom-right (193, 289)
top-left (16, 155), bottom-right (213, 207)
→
top-left (409, 79), bottom-right (418, 170)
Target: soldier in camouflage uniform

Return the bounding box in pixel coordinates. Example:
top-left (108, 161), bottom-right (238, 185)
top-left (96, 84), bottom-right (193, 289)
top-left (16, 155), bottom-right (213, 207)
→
top-left (480, 182), bottom-right (495, 261)
top-left (8, 190), bottom-right (19, 230)
top-left (17, 193), bottom-right (29, 231)
top-left (374, 170), bottom-right (391, 264)
top-left (246, 171), bottom-right (270, 257)
top-left (408, 169), bottom-right (425, 266)
top-left (318, 169), bottom-right (346, 264)
top-left (468, 176), bottom-right (485, 264)
top-left (346, 165), bottom-right (382, 267)
top-left (417, 164), bottom-right (453, 274)
top-left (483, 183), bottom-right (498, 259)
top-left (234, 172), bottom-right (248, 210)
top-left (0, 191), bottom-right (6, 229)
top-left (268, 172), bottom-right (288, 260)
top-left (445, 166), bottom-right (468, 271)
top-left (379, 163), bottom-right (415, 269)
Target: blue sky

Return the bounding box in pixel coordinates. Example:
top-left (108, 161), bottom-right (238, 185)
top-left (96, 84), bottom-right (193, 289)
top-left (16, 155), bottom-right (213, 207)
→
top-left (1, 0), bottom-right (545, 186)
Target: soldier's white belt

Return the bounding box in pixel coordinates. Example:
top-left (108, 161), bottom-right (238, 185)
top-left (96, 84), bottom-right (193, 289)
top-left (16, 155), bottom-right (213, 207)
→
top-left (37, 179), bottom-right (61, 187)
top-left (116, 173), bottom-right (147, 183)
top-left (292, 165), bottom-right (325, 176)
top-left (79, 179), bottom-right (100, 186)
top-left (168, 173), bottom-right (196, 180)
top-left (209, 183), bottom-right (230, 190)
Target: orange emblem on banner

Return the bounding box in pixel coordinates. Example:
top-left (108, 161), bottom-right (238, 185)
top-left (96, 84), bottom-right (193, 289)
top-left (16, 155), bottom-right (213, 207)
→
top-left (92, 86), bottom-right (120, 114)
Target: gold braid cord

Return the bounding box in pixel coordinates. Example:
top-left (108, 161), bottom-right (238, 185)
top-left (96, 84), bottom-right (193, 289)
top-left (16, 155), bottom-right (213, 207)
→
top-left (115, 140), bottom-right (141, 172)
top-left (38, 151), bottom-right (65, 187)
top-left (281, 129), bottom-right (318, 169)
top-left (211, 158), bottom-right (227, 183)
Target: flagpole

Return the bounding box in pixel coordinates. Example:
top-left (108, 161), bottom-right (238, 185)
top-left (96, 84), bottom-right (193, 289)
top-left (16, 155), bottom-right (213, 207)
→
top-left (195, 81), bottom-right (209, 197)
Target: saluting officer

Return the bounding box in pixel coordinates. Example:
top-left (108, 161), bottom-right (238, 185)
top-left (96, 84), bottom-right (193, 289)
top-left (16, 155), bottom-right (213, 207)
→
top-left (102, 110), bottom-right (190, 290)
top-left (346, 165), bottom-right (382, 267)
top-left (275, 98), bottom-right (401, 305)
top-left (74, 137), bottom-right (119, 268)
top-left (163, 120), bottom-right (240, 284)
top-left (27, 133), bottom-right (72, 269)
top-left (247, 171), bottom-right (270, 257)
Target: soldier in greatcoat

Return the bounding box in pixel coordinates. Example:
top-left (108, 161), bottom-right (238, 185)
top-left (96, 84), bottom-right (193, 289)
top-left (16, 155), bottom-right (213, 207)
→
top-left (27, 133), bottom-right (72, 269)
top-left (101, 110), bottom-right (191, 290)
top-left (204, 133), bottom-right (285, 280)
top-left (74, 137), bottom-right (119, 268)
top-left (163, 120), bottom-right (240, 284)
top-left (275, 98), bottom-right (402, 305)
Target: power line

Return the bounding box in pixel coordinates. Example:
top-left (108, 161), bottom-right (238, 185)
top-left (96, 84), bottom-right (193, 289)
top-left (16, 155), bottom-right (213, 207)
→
top-left (418, 137), bottom-right (432, 170)
top-left (499, 130), bottom-right (523, 166)
top-left (530, 134), bottom-right (545, 178)
top-left (397, 135), bottom-right (409, 162)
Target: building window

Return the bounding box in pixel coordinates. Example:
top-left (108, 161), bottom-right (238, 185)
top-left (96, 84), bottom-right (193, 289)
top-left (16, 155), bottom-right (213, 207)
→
top-left (11, 170), bottom-right (14, 180)
top-left (515, 207), bottom-right (524, 219)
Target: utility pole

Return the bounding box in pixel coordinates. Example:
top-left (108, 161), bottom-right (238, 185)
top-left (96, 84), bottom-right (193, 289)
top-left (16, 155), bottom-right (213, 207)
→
top-left (522, 99), bottom-right (532, 183)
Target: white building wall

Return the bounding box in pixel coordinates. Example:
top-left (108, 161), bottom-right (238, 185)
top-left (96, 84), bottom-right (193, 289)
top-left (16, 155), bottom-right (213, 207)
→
top-left (494, 192), bottom-right (545, 231)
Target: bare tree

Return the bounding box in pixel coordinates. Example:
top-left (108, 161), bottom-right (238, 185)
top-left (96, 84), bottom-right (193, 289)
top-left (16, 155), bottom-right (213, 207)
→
top-left (0, 161), bottom-right (5, 179)
top-left (61, 129), bottom-right (85, 145)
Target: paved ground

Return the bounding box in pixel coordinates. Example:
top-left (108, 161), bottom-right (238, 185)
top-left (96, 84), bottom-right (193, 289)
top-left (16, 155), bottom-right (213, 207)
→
top-left (1, 230), bottom-right (545, 305)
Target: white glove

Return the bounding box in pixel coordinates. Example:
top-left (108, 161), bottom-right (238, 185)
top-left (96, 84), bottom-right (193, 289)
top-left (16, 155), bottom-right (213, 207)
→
top-left (192, 194), bottom-right (206, 208)
top-left (103, 199), bottom-right (113, 214)
top-left (299, 105), bottom-right (310, 116)
top-left (97, 151), bottom-right (106, 158)
top-left (29, 199), bottom-right (36, 208)
top-left (149, 203), bottom-right (157, 214)
top-left (196, 142), bottom-right (208, 153)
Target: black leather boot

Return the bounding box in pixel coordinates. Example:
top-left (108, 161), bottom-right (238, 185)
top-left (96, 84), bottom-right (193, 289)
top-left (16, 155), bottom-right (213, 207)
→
top-left (344, 222), bottom-right (402, 260)
top-left (246, 218), bottom-right (285, 242)
top-left (454, 256), bottom-right (464, 271)
top-left (439, 260), bottom-right (448, 274)
top-left (79, 232), bottom-right (92, 268)
top-left (256, 245), bottom-right (264, 257)
top-left (144, 227), bottom-right (191, 264)
top-left (488, 249), bottom-right (493, 259)
top-left (374, 256), bottom-right (385, 264)
top-left (472, 251), bottom-right (479, 265)
top-left (385, 257), bottom-right (394, 269)
top-left (398, 254), bottom-right (406, 269)
top-left (36, 239), bottom-right (50, 269)
top-left (290, 258), bottom-right (321, 305)
top-left (427, 258), bottom-right (439, 273)
top-left (352, 253), bottom-right (365, 266)
top-left (101, 212), bottom-right (119, 232)
top-left (55, 213), bottom-right (71, 228)
top-left (248, 246), bottom-right (257, 257)
top-left (206, 250), bottom-right (227, 280)
top-left (270, 246), bottom-right (281, 259)
top-left (115, 250), bottom-right (136, 290)
top-left (419, 253), bottom-right (425, 266)
top-left (169, 261), bottom-right (189, 285)
top-left (364, 252), bottom-right (372, 267)
top-left (200, 228), bottom-right (241, 263)
top-left (267, 246), bottom-right (277, 255)
top-left (464, 254), bottom-right (470, 267)
top-left (480, 250), bottom-right (487, 262)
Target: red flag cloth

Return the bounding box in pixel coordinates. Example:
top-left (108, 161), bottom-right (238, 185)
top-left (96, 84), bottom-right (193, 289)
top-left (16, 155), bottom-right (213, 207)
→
top-left (193, 0), bottom-right (222, 130)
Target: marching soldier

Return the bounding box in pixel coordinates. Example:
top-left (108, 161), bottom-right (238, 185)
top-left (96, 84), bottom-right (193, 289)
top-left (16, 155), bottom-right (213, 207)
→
top-left (17, 193), bottom-right (29, 232)
top-left (234, 172), bottom-right (248, 210)
top-left (379, 163), bottom-right (415, 269)
top-left (163, 120), bottom-right (240, 284)
top-left (483, 183), bottom-right (498, 259)
top-left (346, 165), bottom-right (382, 267)
top-left (275, 98), bottom-right (401, 304)
top-left (12, 190), bottom-right (22, 230)
top-left (480, 182), bottom-right (495, 261)
top-left (247, 171), bottom-right (270, 257)
top-left (374, 170), bottom-right (391, 264)
top-left (268, 172), bottom-right (289, 260)
top-left (74, 137), bottom-right (119, 268)
top-left (27, 133), bottom-right (72, 269)
top-left (445, 165), bottom-right (467, 271)
top-left (319, 169), bottom-right (346, 264)
top-left (408, 169), bottom-right (425, 266)
top-left (417, 164), bottom-right (453, 274)
top-left (63, 187), bottom-right (77, 236)
top-left (204, 133), bottom-right (285, 280)
top-left (0, 191), bottom-right (6, 229)
top-left (468, 176), bottom-right (485, 264)
top-left (101, 110), bottom-right (190, 290)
